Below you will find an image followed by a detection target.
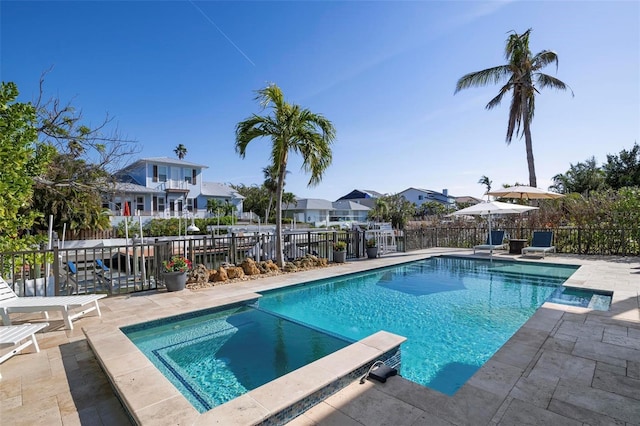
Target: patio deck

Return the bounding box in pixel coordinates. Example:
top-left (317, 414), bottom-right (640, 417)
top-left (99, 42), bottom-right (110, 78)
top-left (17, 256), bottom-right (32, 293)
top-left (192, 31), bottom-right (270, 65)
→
top-left (1, 248), bottom-right (638, 425)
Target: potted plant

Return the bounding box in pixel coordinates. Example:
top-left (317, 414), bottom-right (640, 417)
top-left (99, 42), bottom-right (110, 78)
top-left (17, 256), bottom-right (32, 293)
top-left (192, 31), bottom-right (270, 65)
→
top-left (162, 255), bottom-right (192, 291)
top-left (333, 241), bottom-right (347, 263)
top-left (366, 237), bottom-right (378, 259)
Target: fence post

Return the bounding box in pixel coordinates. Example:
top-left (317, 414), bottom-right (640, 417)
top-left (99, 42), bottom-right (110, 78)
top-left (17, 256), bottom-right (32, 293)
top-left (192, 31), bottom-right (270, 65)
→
top-left (578, 228), bottom-right (582, 254)
top-left (307, 231), bottom-right (312, 256)
top-left (230, 232), bottom-right (237, 265)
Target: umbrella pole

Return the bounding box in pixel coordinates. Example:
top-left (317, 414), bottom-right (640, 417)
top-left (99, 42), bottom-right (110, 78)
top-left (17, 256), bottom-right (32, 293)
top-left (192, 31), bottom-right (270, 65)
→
top-left (488, 213), bottom-right (493, 262)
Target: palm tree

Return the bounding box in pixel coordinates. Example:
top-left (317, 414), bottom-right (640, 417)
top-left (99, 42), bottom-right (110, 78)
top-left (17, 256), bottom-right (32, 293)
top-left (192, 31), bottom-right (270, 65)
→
top-left (174, 144), bottom-right (187, 160)
top-left (236, 83), bottom-right (336, 267)
top-left (263, 164), bottom-right (290, 223)
top-left (478, 175), bottom-right (492, 201)
top-left (455, 29), bottom-right (572, 188)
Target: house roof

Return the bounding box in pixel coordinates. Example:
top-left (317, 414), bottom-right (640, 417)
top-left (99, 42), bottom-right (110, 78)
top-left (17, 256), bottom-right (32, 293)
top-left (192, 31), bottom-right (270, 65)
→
top-left (337, 189), bottom-right (384, 201)
top-left (455, 196), bottom-right (482, 204)
top-left (200, 182), bottom-right (244, 199)
top-left (332, 200), bottom-right (371, 211)
top-left (283, 198), bottom-right (335, 211)
top-left (119, 157), bottom-right (209, 172)
top-left (112, 182), bottom-right (164, 194)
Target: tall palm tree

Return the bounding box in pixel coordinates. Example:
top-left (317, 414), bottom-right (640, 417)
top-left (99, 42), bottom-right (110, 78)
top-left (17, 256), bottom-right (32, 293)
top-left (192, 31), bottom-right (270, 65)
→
top-left (174, 144), bottom-right (187, 160)
top-left (262, 164), bottom-right (290, 223)
top-left (455, 29), bottom-right (572, 188)
top-left (236, 83), bottom-right (336, 267)
top-left (478, 175), bottom-right (492, 200)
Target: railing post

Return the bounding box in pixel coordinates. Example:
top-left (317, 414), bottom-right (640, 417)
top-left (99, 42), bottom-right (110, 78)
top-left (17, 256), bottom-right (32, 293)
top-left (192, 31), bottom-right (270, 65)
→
top-left (230, 233), bottom-right (237, 265)
top-left (53, 246), bottom-right (60, 296)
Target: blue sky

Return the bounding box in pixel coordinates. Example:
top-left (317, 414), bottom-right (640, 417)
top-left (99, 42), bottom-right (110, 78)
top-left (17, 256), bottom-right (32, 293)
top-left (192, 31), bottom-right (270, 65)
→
top-left (2, 1), bottom-right (638, 201)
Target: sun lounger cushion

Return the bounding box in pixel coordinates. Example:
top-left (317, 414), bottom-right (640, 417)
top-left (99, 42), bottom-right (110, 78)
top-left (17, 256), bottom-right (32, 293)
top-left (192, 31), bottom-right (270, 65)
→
top-left (522, 231), bottom-right (556, 258)
top-left (474, 231), bottom-right (507, 253)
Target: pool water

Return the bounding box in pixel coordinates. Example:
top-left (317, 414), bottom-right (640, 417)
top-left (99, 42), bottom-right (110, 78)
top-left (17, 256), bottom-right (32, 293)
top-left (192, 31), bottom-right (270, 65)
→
top-left (256, 257), bottom-right (579, 395)
top-left (123, 305), bottom-right (352, 412)
top-left (123, 256), bottom-right (584, 412)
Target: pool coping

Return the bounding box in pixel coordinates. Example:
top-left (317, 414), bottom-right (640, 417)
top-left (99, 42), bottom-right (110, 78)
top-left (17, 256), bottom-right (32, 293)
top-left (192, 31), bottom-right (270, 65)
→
top-left (83, 250), bottom-right (639, 425)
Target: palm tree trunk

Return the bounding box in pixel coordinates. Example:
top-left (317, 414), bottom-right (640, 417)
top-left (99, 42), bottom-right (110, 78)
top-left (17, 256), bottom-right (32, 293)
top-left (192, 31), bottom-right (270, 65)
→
top-left (265, 196), bottom-right (273, 224)
top-left (275, 159), bottom-right (287, 268)
top-left (523, 118), bottom-right (537, 187)
top-left (522, 98), bottom-right (537, 188)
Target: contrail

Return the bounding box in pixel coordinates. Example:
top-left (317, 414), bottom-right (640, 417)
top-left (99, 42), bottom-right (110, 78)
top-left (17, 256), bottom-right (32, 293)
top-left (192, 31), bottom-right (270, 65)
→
top-left (187, 0), bottom-right (256, 66)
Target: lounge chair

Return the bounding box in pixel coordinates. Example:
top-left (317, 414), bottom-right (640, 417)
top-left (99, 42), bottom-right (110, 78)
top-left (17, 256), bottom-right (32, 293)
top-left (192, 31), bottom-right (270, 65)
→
top-left (94, 259), bottom-right (141, 293)
top-left (473, 230), bottom-right (507, 254)
top-left (0, 276), bottom-right (106, 330)
top-left (0, 323), bottom-right (49, 373)
top-left (522, 231), bottom-right (556, 258)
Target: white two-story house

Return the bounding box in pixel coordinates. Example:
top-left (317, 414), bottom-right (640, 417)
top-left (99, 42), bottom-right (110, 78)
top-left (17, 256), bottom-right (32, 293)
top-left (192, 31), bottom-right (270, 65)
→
top-left (107, 157), bottom-right (243, 219)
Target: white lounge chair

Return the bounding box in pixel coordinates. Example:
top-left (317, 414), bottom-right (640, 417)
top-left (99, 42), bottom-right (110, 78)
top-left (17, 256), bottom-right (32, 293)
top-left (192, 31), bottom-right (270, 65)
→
top-left (0, 276), bottom-right (106, 330)
top-left (1, 323), bottom-right (49, 377)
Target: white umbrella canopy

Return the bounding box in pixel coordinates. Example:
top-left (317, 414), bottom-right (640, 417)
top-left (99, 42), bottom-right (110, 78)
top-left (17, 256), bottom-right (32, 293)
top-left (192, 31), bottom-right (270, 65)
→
top-left (486, 185), bottom-right (564, 200)
top-left (451, 201), bottom-right (538, 258)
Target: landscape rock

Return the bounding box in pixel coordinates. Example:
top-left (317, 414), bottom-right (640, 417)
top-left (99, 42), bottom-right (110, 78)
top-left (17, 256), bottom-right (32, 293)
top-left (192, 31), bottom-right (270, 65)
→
top-left (241, 258), bottom-right (261, 275)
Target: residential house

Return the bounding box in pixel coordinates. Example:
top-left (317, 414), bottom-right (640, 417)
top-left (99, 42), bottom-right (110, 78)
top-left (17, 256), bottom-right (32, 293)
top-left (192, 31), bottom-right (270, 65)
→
top-left (398, 188), bottom-right (456, 209)
top-left (108, 157), bottom-right (243, 219)
top-left (336, 189), bottom-right (384, 208)
top-left (283, 198), bottom-right (371, 227)
top-left (454, 196), bottom-right (483, 207)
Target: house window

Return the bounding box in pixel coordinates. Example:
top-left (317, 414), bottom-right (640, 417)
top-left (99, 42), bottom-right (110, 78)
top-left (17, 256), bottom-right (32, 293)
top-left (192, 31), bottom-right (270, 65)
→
top-left (157, 197), bottom-right (165, 212)
top-left (158, 166), bottom-right (168, 182)
top-left (184, 169), bottom-right (197, 185)
top-left (136, 196), bottom-right (144, 212)
top-left (186, 198), bottom-right (194, 212)
top-left (418, 195), bottom-right (424, 200)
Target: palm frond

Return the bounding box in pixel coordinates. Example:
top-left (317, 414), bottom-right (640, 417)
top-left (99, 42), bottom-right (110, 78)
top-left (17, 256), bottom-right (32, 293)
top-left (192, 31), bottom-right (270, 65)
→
top-left (535, 73), bottom-right (574, 96)
top-left (532, 50), bottom-right (559, 71)
top-left (454, 65), bottom-right (511, 93)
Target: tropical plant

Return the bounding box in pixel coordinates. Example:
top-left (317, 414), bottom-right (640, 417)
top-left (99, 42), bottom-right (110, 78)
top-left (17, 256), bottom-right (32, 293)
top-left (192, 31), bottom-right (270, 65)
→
top-left (174, 143), bottom-right (187, 160)
top-left (0, 82), bottom-right (54, 254)
top-left (603, 142), bottom-right (640, 189)
top-left (368, 198), bottom-right (389, 222)
top-left (162, 255), bottom-right (192, 273)
top-left (550, 157), bottom-right (607, 195)
top-left (235, 83), bottom-right (336, 267)
top-left (366, 237), bottom-right (377, 248)
top-left (478, 175), bottom-right (492, 200)
top-left (333, 241), bottom-right (347, 251)
top-left (455, 29), bottom-right (572, 188)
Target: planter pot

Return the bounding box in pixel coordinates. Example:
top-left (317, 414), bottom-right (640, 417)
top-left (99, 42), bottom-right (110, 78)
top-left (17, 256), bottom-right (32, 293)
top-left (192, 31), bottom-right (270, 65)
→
top-left (333, 251), bottom-right (346, 263)
top-left (163, 271), bottom-right (187, 292)
top-left (366, 247), bottom-right (378, 259)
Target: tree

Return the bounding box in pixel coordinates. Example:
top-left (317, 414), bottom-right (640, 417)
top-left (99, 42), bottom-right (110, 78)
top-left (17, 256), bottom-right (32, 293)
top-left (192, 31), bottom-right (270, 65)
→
top-left (174, 144), bottom-right (188, 160)
top-left (0, 82), bottom-right (54, 253)
top-left (368, 198), bottom-right (389, 222)
top-left (455, 29), bottom-right (572, 187)
top-left (31, 71), bottom-right (140, 234)
top-left (236, 83), bottom-right (336, 267)
top-left (603, 143), bottom-right (640, 189)
top-left (478, 175), bottom-right (492, 200)
top-left (550, 156), bottom-right (607, 195)
top-left (263, 164), bottom-right (290, 223)
top-left (369, 194), bottom-right (415, 229)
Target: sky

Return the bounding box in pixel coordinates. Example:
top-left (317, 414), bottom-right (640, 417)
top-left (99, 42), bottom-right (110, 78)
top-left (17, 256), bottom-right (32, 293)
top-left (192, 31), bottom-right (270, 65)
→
top-left (2, 0), bottom-right (639, 202)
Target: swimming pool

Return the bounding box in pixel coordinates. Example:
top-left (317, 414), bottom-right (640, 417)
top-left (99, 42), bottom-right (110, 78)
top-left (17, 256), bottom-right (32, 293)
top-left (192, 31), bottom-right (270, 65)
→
top-left (256, 257), bottom-right (579, 394)
top-left (123, 256), bottom-right (581, 411)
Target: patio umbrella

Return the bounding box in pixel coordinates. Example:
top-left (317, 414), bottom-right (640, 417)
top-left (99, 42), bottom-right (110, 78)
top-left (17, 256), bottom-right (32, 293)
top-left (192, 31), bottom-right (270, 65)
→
top-left (486, 185), bottom-right (564, 200)
top-left (451, 201), bottom-right (538, 259)
top-left (486, 186), bottom-right (562, 237)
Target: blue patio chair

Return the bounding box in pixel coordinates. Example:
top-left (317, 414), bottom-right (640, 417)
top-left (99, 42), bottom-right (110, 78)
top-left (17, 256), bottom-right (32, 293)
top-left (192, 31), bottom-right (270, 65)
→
top-left (473, 230), bottom-right (507, 254)
top-left (522, 231), bottom-right (556, 258)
